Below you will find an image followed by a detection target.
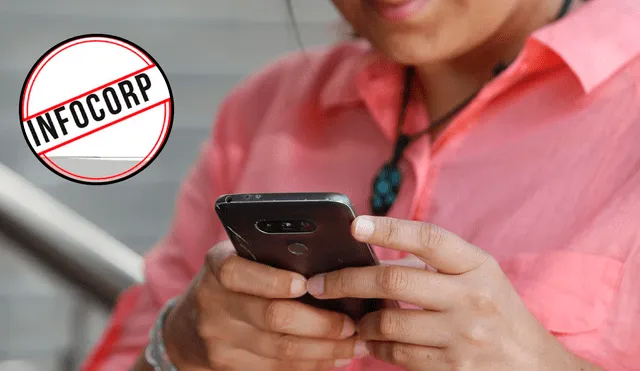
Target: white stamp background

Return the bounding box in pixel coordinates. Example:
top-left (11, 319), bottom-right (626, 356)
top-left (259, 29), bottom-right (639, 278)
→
top-left (20, 35), bottom-right (173, 184)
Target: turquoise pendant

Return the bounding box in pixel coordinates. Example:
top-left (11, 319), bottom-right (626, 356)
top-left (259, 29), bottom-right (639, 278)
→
top-left (370, 162), bottom-right (402, 215)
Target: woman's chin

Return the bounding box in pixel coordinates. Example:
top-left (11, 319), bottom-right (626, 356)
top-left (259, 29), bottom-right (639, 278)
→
top-left (373, 38), bottom-right (444, 66)
top-left (371, 30), bottom-right (474, 67)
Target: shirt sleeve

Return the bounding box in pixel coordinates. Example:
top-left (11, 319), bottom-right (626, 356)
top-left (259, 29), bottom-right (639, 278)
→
top-left (614, 243), bottom-right (640, 370)
top-left (561, 166), bottom-right (640, 370)
top-left (601, 198), bottom-right (640, 371)
top-left (80, 90), bottom-right (250, 370)
top-left (79, 48), bottom-right (336, 370)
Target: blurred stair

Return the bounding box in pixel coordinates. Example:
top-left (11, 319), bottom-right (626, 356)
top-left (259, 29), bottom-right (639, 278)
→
top-left (0, 0), bottom-right (337, 367)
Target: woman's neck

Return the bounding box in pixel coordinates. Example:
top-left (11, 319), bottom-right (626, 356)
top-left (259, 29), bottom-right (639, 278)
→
top-left (414, 0), bottom-right (582, 122)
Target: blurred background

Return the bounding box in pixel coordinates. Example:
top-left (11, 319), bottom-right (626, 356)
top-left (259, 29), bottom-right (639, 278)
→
top-left (0, 1), bottom-right (341, 369)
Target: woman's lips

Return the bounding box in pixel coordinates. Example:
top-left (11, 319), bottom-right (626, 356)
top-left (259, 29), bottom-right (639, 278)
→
top-left (369, 0), bottom-right (430, 21)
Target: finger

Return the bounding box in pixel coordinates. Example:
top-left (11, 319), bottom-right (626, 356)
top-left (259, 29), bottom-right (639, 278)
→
top-left (225, 292), bottom-right (357, 339)
top-left (230, 321), bottom-right (366, 361)
top-left (270, 359), bottom-right (353, 371)
top-left (255, 334), bottom-right (362, 361)
top-left (205, 342), bottom-right (345, 371)
top-left (352, 216), bottom-right (489, 274)
top-left (367, 341), bottom-right (448, 371)
top-left (206, 242), bottom-right (307, 298)
top-left (294, 359), bottom-right (353, 371)
top-left (204, 239), bottom-right (237, 272)
top-left (307, 265), bottom-right (461, 310)
top-left (357, 309), bottom-right (452, 347)
top-left (203, 341), bottom-right (262, 370)
top-left (380, 255), bottom-right (426, 269)
top-left (195, 300), bottom-right (362, 364)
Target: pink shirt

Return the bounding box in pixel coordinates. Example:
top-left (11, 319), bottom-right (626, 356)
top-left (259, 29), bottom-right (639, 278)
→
top-left (83, 1), bottom-right (640, 370)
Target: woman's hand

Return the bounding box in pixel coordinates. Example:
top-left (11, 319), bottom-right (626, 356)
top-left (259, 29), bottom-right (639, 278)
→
top-left (161, 240), bottom-right (366, 371)
top-left (306, 216), bottom-right (603, 371)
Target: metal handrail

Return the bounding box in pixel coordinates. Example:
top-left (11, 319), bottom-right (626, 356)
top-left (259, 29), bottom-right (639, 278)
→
top-left (0, 163), bottom-right (143, 308)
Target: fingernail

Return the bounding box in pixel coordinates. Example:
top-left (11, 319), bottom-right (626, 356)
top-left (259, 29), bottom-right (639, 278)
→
top-left (354, 340), bottom-right (369, 357)
top-left (290, 277), bottom-right (306, 296)
top-left (341, 319), bottom-right (355, 338)
top-left (334, 359), bottom-right (351, 367)
top-left (354, 217), bottom-right (375, 238)
top-left (307, 274), bottom-right (325, 296)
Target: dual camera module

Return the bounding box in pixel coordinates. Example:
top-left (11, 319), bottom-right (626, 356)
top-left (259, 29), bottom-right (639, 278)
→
top-left (222, 195), bottom-right (317, 235)
top-left (255, 220), bottom-right (317, 234)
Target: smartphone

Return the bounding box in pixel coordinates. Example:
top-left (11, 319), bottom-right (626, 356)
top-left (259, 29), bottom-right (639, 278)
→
top-left (214, 192), bottom-right (395, 321)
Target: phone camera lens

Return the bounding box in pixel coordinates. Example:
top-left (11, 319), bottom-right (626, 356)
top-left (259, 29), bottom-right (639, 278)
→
top-left (257, 220), bottom-right (315, 234)
top-left (299, 221), bottom-right (311, 231)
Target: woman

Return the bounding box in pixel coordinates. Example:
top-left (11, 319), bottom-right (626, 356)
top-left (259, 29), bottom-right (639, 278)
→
top-left (83, 0), bottom-right (640, 370)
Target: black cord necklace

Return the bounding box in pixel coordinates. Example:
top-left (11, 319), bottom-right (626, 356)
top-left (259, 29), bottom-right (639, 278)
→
top-left (370, 0), bottom-right (574, 216)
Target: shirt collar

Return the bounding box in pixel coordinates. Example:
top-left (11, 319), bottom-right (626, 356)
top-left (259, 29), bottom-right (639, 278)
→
top-left (320, 0), bottom-right (640, 110)
top-left (532, 0), bottom-right (640, 93)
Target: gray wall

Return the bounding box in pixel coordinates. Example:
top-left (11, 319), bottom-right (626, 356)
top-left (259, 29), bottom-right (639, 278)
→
top-left (0, 1), bottom-right (339, 369)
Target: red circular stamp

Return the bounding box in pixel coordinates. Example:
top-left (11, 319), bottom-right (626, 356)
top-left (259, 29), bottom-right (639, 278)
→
top-left (19, 34), bottom-right (174, 185)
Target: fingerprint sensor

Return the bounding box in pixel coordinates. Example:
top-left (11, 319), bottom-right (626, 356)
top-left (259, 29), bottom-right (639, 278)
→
top-left (287, 243), bottom-right (308, 256)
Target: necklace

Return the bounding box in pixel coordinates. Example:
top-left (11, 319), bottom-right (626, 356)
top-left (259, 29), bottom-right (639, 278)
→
top-left (370, 0), bottom-right (574, 216)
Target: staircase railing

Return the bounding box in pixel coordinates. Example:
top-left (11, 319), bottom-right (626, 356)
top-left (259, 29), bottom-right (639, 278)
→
top-left (0, 163), bottom-right (143, 308)
top-left (0, 163), bottom-right (145, 369)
